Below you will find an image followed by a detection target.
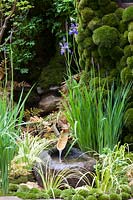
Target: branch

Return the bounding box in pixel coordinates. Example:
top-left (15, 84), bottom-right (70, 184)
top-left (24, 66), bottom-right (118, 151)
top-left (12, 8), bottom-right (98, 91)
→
top-left (0, 0), bottom-right (17, 45)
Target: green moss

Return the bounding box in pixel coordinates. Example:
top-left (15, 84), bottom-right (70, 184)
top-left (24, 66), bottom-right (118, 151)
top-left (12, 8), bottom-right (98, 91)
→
top-left (15, 191), bottom-right (49, 199)
top-left (17, 185), bottom-right (30, 193)
top-left (88, 1), bottom-right (99, 10)
top-left (119, 21), bottom-right (128, 33)
top-left (98, 0), bottom-right (110, 6)
top-left (72, 194), bottom-right (84, 200)
top-left (102, 13), bottom-right (119, 27)
top-left (47, 188), bottom-right (62, 198)
top-left (83, 48), bottom-right (91, 58)
top-left (98, 46), bottom-right (110, 57)
top-left (76, 188), bottom-right (90, 198)
top-left (123, 134), bottom-right (133, 147)
top-left (88, 18), bottom-right (102, 31)
top-left (95, 10), bottom-right (104, 18)
top-left (120, 184), bottom-right (132, 194)
top-left (76, 31), bottom-right (87, 43)
top-left (92, 25), bottom-right (119, 48)
top-left (121, 192), bottom-right (131, 200)
top-left (60, 188), bottom-right (76, 199)
top-left (98, 194), bottom-right (110, 200)
top-left (128, 22), bottom-right (133, 31)
top-left (110, 46), bottom-right (124, 60)
top-left (38, 48), bottom-right (66, 89)
top-left (86, 195), bottom-right (97, 200)
top-left (100, 2), bottom-right (118, 15)
top-left (124, 45), bottom-right (133, 58)
top-left (124, 108), bottom-right (133, 132)
top-left (79, 58), bottom-right (85, 69)
top-left (127, 56), bottom-right (133, 69)
top-left (83, 37), bottom-right (94, 49)
top-left (109, 193), bottom-right (122, 200)
top-left (122, 6), bottom-right (133, 23)
top-left (78, 0), bottom-right (88, 11)
top-left (128, 31), bottom-right (133, 44)
top-left (9, 183), bottom-right (19, 192)
top-left (81, 7), bottom-right (94, 23)
top-left (115, 8), bottom-right (124, 20)
top-left (121, 67), bottom-right (133, 84)
top-left (118, 56), bottom-right (127, 70)
top-left (120, 34), bottom-right (128, 48)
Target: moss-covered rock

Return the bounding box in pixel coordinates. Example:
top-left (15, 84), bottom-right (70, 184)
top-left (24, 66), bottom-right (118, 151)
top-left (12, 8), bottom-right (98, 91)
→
top-left (98, 194), bottom-right (110, 200)
top-left (109, 193), bottom-right (122, 200)
top-left (121, 67), bottom-right (133, 84)
top-left (122, 6), bottom-right (133, 23)
top-left (81, 7), bottom-right (95, 23)
top-left (127, 56), bottom-right (133, 69)
top-left (124, 108), bottom-right (133, 132)
top-left (17, 185), bottom-right (30, 193)
top-left (92, 25), bottom-right (119, 48)
top-left (102, 13), bottom-right (119, 27)
top-left (128, 31), bottom-right (133, 44)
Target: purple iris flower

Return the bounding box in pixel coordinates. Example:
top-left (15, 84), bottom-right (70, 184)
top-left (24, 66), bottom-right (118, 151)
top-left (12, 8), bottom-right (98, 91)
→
top-left (69, 23), bottom-right (78, 35)
top-left (59, 37), bottom-right (71, 55)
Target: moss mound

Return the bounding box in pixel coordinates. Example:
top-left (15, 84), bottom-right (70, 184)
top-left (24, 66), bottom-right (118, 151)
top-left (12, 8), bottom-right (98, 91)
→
top-left (122, 6), bottom-right (133, 23)
top-left (92, 25), bottom-right (119, 48)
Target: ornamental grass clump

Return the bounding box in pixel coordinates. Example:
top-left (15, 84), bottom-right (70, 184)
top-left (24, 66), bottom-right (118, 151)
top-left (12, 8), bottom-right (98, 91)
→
top-left (63, 72), bottom-right (131, 153)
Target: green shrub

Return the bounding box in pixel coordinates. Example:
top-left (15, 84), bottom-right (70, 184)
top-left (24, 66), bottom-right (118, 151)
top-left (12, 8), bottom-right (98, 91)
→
top-left (122, 6), bottom-right (133, 22)
top-left (92, 25), bottom-right (119, 48)
top-left (120, 34), bottom-right (128, 48)
top-left (98, 46), bottom-right (110, 57)
top-left (83, 37), bottom-right (94, 49)
top-left (78, 0), bottom-right (88, 11)
top-left (119, 21), bottom-right (128, 33)
top-left (109, 193), bottom-right (122, 200)
top-left (100, 2), bottom-right (118, 15)
top-left (128, 31), bottom-right (133, 44)
top-left (102, 13), bottom-right (119, 27)
top-left (120, 184), bottom-right (132, 194)
top-left (9, 183), bottom-right (19, 192)
top-left (124, 108), bottom-right (133, 132)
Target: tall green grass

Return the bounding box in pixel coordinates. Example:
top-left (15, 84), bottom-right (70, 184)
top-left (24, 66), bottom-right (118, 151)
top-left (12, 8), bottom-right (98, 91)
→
top-left (0, 46), bottom-right (31, 194)
top-left (63, 73), bottom-right (131, 153)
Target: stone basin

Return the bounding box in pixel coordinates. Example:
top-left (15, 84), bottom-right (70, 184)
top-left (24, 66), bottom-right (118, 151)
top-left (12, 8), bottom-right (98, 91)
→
top-left (33, 147), bottom-right (96, 188)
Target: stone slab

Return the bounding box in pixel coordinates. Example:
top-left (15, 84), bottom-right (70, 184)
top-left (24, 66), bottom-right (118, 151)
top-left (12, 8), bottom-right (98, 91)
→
top-left (0, 197), bottom-right (22, 200)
